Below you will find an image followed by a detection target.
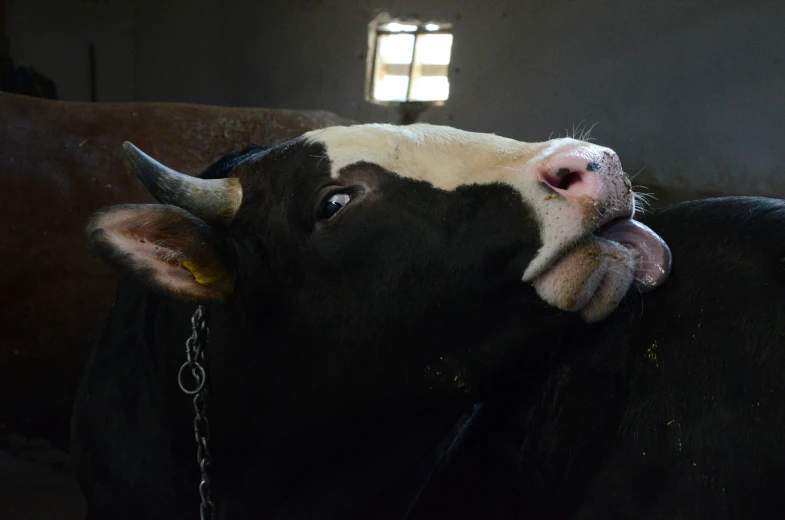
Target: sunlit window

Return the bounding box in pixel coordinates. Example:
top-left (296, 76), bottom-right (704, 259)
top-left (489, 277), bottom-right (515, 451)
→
top-left (366, 18), bottom-right (453, 105)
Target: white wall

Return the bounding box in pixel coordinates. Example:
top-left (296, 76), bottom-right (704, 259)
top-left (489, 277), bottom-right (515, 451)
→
top-left (7, 0), bottom-right (785, 198)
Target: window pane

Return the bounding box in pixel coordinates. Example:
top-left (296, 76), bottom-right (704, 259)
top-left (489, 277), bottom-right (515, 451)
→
top-left (373, 75), bottom-right (410, 102)
top-left (408, 33), bottom-right (453, 101)
top-left (378, 33), bottom-right (415, 64)
top-left (371, 33), bottom-right (415, 101)
top-left (409, 76), bottom-right (450, 102)
top-left (415, 34), bottom-right (453, 65)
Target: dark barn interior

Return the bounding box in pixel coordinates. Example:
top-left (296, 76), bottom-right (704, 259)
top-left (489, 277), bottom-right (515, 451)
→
top-left (1, 0), bottom-right (784, 518)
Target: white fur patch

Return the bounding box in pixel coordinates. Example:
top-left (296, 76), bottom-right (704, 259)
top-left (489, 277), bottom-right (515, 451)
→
top-left (304, 123), bottom-right (542, 189)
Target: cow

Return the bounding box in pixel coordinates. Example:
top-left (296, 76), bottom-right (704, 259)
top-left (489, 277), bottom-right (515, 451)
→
top-left (72, 123), bottom-right (785, 519)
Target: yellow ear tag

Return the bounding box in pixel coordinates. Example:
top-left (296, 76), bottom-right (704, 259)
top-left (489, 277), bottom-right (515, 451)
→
top-left (182, 261), bottom-right (222, 286)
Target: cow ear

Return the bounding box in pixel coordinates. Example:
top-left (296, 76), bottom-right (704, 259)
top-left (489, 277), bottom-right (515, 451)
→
top-left (86, 204), bottom-right (233, 301)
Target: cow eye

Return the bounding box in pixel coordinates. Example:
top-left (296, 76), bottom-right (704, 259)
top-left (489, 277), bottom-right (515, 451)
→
top-left (319, 193), bottom-right (352, 220)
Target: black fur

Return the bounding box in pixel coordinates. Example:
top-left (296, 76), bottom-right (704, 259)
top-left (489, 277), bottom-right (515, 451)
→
top-left (199, 143), bottom-right (270, 180)
top-left (411, 197), bottom-right (785, 519)
top-left (73, 134), bottom-right (785, 520)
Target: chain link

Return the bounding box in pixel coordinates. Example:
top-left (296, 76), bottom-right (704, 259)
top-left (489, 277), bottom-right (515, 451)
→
top-left (178, 305), bottom-right (216, 520)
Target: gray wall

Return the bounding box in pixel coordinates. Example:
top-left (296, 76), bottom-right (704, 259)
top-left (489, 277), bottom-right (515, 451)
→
top-left (6, 0), bottom-right (134, 101)
top-left (7, 0), bottom-right (785, 199)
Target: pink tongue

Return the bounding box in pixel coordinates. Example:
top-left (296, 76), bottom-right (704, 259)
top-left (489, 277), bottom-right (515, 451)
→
top-left (597, 219), bottom-right (672, 292)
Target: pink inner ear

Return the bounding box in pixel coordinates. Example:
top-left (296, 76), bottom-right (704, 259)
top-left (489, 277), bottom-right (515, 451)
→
top-left (106, 228), bottom-right (198, 296)
top-left (124, 232), bottom-right (183, 265)
top-left (93, 207), bottom-right (220, 300)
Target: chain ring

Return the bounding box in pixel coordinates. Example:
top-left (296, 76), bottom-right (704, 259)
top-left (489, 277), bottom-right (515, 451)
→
top-left (180, 305), bottom-right (216, 520)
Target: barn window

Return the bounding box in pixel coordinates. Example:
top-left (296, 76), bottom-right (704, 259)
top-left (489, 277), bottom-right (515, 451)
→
top-left (366, 16), bottom-right (453, 105)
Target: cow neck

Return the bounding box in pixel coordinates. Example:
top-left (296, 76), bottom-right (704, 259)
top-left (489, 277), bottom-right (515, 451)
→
top-left (399, 403), bottom-right (485, 519)
top-left (180, 306), bottom-right (483, 520)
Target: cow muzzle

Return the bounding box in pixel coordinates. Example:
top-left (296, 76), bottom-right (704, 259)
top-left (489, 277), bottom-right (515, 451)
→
top-left (513, 139), bottom-right (671, 322)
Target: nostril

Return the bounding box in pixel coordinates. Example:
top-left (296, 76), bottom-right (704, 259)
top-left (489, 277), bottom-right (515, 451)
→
top-left (558, 170), bottom-right (582, 191)
top-left (538, 148), bottom-right (611, 199)
top-left (542, 167), bottom-right (585, 192)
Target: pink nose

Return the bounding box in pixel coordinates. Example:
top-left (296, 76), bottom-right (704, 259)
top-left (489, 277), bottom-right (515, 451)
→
top-left (538, 147), bottom-right (622, 199)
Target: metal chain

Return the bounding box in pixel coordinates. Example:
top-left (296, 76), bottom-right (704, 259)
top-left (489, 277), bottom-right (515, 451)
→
top-left (177, 305), bottom-right (216, 520)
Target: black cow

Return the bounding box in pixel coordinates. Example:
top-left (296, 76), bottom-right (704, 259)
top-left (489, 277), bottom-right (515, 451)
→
top-left (405, 197), bottom-right (785, 520)
top-left (72, 123), bottom-right (784, 519)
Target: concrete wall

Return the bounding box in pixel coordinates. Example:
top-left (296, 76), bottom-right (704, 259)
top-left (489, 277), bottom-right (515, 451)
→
top-left (6, 0), bottom-right (134, 101)
top-left (7, 0), bottom-right (785, 198)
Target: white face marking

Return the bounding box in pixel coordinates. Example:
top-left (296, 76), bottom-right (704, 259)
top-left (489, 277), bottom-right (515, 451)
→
top-left (304, 123), bottom-right (546, 189)
top-left (303, 123), bottom-right (629, 285)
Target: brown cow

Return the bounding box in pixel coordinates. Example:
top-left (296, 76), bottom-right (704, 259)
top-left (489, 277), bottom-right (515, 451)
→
top-left (0, 92), bottom-right (350, 438)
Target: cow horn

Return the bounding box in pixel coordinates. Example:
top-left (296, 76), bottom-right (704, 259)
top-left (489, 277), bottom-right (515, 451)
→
top-left (122, 141), bottom-right (243, 225)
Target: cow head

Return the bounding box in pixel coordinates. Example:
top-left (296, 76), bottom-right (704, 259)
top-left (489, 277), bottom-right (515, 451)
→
top-left (86, 124), bottom-right (670, 409)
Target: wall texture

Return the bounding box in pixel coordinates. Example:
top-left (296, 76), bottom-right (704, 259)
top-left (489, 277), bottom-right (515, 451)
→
top-left (6, 0), bottom-right (134, 100)
top-left (6, 0), bottom-right (785, 198)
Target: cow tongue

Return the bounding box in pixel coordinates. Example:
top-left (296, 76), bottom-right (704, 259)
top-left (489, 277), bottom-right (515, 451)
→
top-left (597, 219), bottom-right (671, 292)
top-left (531, 219), bottom-right (671, 323)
